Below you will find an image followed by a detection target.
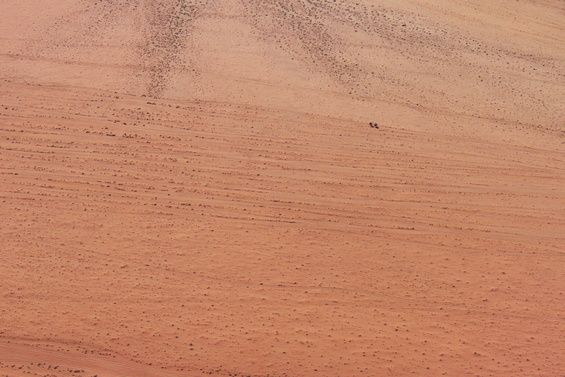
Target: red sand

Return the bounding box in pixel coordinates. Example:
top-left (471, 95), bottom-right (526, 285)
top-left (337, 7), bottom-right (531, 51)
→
top-left (1, 1), bottom-right (563, 376)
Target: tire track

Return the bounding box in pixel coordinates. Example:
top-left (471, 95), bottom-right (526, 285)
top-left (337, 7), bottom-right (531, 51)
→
top-left (239, 0), bottom-right (452, 96)
top-left (24, 0), bottom-right (209, 98)
top-left (139, 0), bottom-right (208, 98)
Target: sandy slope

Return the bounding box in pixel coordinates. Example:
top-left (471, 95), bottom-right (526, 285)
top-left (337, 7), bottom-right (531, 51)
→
top-left (1, 1), bottom-right (564, 376)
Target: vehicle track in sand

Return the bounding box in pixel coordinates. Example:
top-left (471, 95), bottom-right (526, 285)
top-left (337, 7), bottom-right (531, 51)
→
top-left (22, 0), bottom-right (208, 98)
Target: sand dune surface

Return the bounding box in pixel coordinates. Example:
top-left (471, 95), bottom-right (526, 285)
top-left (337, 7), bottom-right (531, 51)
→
top-left (0, 1), bottom-right (564, 376)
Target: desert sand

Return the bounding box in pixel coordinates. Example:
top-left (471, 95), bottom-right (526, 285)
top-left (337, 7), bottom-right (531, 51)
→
top-left (0, 1), bottom-right (564, 376)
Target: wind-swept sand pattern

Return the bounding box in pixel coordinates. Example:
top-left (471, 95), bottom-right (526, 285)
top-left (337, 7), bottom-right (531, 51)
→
top-left (1, 0), bottom-right (564, 376)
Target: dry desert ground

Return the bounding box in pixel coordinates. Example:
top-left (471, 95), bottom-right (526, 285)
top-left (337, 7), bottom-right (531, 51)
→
top-left (0, 0), bottom-right (564, 376)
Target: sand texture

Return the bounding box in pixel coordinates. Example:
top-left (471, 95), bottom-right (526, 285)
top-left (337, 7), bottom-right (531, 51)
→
top-left (1, 1), bottom-right (564, 376)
